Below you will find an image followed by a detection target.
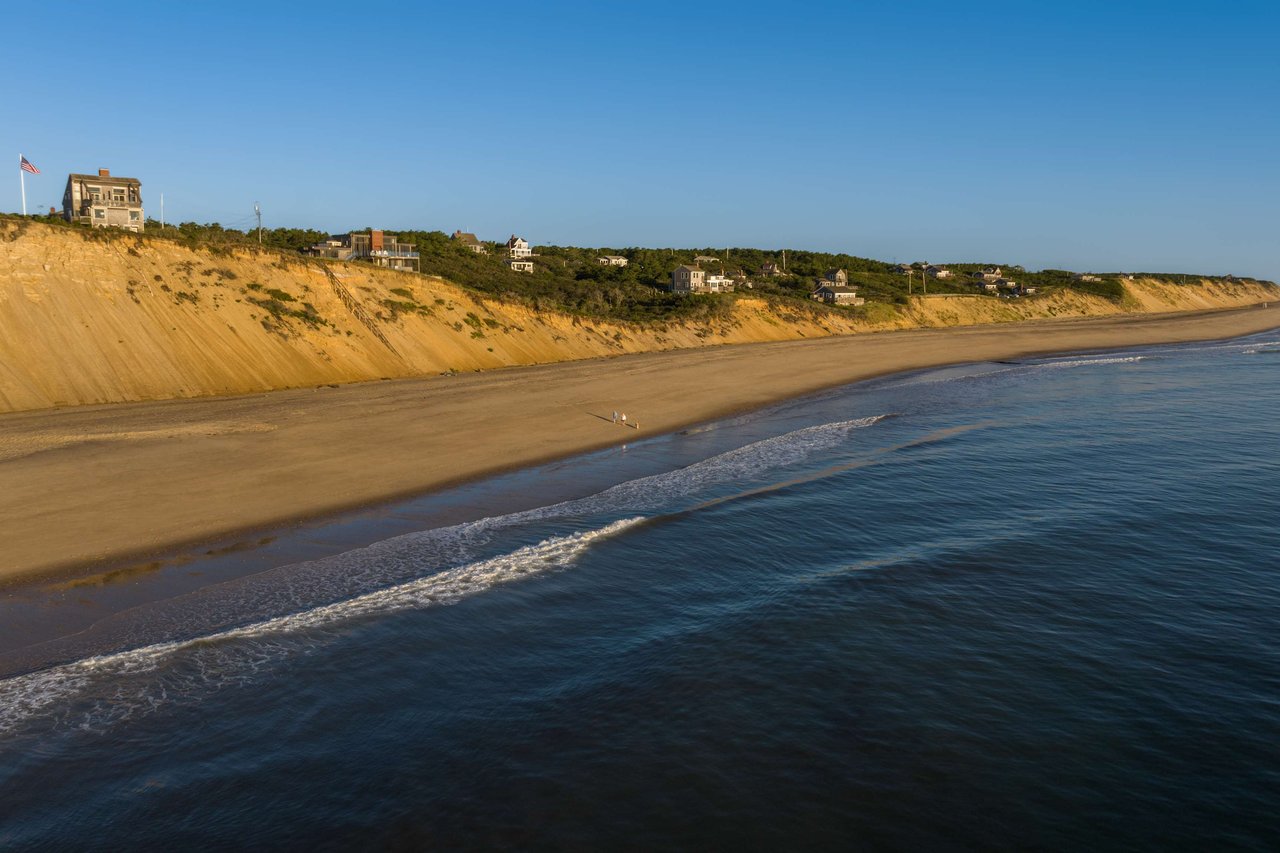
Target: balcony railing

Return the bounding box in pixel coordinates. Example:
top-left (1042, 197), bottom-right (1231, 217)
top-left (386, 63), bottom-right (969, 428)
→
top-left (83, 197), bottom-right (141, 208)
top-left (362, 250), bottom-right (420, 259)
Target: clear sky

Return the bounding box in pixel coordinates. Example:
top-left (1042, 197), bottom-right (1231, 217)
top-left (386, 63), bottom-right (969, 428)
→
top-left (8, 0), bottom-right (1278, 278)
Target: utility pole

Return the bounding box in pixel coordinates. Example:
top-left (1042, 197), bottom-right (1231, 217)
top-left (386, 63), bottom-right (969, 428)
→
top-left (254, 202), bottom-right (262, 245)
top-left (160, 193), bottom-right (164, 230)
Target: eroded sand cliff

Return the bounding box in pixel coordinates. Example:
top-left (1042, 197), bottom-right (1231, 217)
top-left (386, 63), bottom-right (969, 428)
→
top-left (1, 221), bottom-right (1274, 413)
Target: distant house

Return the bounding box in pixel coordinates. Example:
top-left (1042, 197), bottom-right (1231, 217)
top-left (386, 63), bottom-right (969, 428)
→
top-left (506, 235), bottom-right (532, 258)
top-left (506, 258), bottom-right (534, 273)
top-left (63, 168), bottom-right (144, 232)
top-left (597, 255), bottom-right (629, 267)
top-left (760, 261), bottom-right (781, 276)
top-left (694, 255), bottom-right (719, 264)
top-left (307, 238), bottom-right (351, 259)
top-left (894, 263), bottom-right (914, 275)
top-left (925, 265), bottom-right (953, 279)
top-left (1022, 285), bottom-right (1038, 295)
top-left (812, 284), bottom-right (864, 305)
top-left (994, 278), bottom-right (1018, 290)
top-left (824, 268), bottom-right (849, 285)
top-left (705, 273), bottom-right (735, 293)
top-left (306, 230), bottom-right (419, 272)
top-left (1073, 273), bottom-right (1103, 282)
top-left (452, 230), bottom-right (487, 254)
top-left (670, 264), bottom-right (707, 294)
top-left (981, 266), bottom-right (1003, 280)
top-left (976, 281), bottom-right (999, 292)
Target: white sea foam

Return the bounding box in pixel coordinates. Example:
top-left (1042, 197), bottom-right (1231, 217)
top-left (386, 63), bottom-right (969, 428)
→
top-left (0, 518), bottom-right (643, 735)
top-left (486, 414), bottom-right (892, 525)
top-left (1035, 355), bottom-right (1147, 368)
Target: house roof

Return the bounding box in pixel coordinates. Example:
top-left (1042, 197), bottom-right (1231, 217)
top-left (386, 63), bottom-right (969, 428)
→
top-left (816, 285), bottom-right (859, 294)
top-left (674, 264), bottom-right (703, 273)
top-left (67, 173), bottom-right (141, 185)
top-left (453, 230), bottom-right (482, 243)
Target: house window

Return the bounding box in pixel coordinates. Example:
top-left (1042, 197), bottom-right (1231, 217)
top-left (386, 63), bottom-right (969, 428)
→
top-left (129, 211), bottom-right (140, 221)
top-left (94, 209), bottom-right (105, 219)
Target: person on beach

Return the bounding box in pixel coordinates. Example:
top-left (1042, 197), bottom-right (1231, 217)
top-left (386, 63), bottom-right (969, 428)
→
top-left (620, 413), bottom-right (627, 428)
top-left (612, 410), bottom-right (619, 424)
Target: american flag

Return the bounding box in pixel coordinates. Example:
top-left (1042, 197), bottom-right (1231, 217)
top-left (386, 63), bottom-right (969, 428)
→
top-left (19, 156), bottom-right (39, 174)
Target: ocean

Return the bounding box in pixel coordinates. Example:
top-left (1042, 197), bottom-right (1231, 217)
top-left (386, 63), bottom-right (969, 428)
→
top-left (1, 332), bottom-right (1278, 850)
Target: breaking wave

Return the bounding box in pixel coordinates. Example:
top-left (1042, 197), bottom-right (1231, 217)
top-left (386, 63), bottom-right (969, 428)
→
top-left (0, 519), bottom-right (643, 735)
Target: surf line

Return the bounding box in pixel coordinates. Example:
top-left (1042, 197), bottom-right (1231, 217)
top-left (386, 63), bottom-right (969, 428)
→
top-left (0, 518), bottom-right (647, 732)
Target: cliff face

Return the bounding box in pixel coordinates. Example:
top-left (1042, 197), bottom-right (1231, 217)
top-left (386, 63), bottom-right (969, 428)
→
top-left (1, 222), bottom-right (1275, 413)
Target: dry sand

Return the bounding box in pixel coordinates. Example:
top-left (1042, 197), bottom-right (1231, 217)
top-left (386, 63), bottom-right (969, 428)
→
top-left (2, 304), bottom-right (1278, 584)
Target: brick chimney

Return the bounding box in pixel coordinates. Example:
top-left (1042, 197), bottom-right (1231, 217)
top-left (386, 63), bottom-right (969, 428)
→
top-left (98, 168), bottom-right (110, 177)
top-left (371, 229), bottom-right (384, 251)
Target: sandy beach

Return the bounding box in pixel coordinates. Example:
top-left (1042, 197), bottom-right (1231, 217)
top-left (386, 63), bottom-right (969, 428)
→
top-left (2, 304), bottom-right (1277, 585)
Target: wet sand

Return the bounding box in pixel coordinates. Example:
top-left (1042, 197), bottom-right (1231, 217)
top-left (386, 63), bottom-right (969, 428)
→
top-left (3, 304), bottom-right (1278, 585)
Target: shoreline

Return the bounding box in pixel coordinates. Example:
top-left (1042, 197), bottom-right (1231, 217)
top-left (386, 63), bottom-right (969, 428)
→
top-left (3, 304), bottom-right (1278, 588)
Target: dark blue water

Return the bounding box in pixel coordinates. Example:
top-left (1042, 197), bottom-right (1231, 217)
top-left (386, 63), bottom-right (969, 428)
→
top-left (3, 335), bottom-right (1279, 850)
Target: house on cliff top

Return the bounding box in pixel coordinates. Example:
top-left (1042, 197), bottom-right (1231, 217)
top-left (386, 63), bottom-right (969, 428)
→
top-left (305, 230), bottom-right (419, 272)
top-left (452, 231), bottom-right (488, 254)
top-left (507, 235), bottom-right (532, 258)
top-left (63, 168), bottom-right (144, 232)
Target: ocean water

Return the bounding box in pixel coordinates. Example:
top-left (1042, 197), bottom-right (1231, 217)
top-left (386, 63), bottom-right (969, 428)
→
top-left (2, 333), bottom-right (1279, 850)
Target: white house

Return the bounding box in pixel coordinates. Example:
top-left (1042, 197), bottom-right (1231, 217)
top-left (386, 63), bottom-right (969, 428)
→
top-left (506, 235), bottom-right (532, 258)
top-left (705, 273), bottom-right (735, 293)
top-left (597, 255), bottom-right (628, 266)
top-left (507, 258), bottom-right (534, 273)
top-left (926, 265), bottom-right (953, 279)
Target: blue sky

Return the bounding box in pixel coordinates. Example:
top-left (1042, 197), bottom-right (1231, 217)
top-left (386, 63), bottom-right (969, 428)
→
top-left (8, 0), bottom-right (1278, 278)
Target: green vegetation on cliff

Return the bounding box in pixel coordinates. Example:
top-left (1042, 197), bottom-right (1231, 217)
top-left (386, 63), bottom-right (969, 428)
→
top-left (4, 213), bottom-right (1269, 322)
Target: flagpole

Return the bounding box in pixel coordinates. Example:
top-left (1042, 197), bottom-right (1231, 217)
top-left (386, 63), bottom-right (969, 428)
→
top-left (19, 153), bottom-right (26, 216)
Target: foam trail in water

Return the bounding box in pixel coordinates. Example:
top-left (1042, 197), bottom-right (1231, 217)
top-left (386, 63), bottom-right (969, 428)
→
top-left (883, 356), bottom-right (1149, 390)
top-left (0, 518), bottom-right (643, 735)
top-left (486, 414), bottom-right (893, 526)
top-left (1035, 355), bottom-right (1147, 368)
